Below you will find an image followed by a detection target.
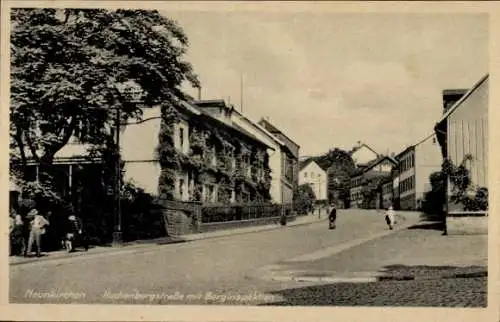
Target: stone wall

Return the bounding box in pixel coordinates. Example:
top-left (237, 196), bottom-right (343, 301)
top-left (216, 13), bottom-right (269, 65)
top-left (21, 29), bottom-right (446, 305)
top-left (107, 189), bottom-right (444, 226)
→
top-left (199, 215), bottom-right (296, 234)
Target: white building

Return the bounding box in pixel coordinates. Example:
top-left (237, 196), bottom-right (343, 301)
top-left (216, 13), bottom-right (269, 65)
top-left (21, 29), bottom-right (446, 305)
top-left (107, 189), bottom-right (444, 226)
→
top-left (394, 133), bottom-right (443, 210)
top-left (299, 159), bottom-right (328, 201)
top-left (349, 142), bottom-right (380, 167)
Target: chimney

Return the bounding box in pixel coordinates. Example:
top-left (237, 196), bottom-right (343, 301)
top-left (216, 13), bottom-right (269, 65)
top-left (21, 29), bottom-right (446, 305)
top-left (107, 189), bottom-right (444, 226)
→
top-left (442, 89), bottom-right (468, 114)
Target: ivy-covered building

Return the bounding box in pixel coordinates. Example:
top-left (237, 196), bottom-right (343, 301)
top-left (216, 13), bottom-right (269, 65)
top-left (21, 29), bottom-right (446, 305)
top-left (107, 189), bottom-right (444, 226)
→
top-left (124, 99), bottom-right (274, 204)
top-left (192, 100), bottom-right (299, 206)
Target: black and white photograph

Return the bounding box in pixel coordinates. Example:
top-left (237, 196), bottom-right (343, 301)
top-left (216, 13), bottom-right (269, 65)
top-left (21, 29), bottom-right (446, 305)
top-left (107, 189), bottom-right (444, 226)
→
top-left (3, 1), bottom-right (495, 320)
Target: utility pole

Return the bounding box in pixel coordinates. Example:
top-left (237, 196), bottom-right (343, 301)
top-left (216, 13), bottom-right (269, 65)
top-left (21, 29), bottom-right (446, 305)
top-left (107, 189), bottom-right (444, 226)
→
top-left (112, 107), bottom-right (123, 246)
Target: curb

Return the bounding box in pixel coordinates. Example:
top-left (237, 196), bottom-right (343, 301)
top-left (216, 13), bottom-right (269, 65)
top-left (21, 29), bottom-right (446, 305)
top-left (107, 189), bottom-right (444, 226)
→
top-left (10, 216), bottom-right (327, 266)
top-left (183, 216), bottom-right (328, 242)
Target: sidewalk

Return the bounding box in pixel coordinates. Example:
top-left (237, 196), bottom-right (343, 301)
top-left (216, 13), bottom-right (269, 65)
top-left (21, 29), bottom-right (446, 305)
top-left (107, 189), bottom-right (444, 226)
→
top-left (263, 222), bottom-right (487, 283)
top-left (10, 213), bottom-right (327, 266)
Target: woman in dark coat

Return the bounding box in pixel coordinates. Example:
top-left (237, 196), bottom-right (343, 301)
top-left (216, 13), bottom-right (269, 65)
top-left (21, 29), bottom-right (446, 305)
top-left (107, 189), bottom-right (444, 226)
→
top-left (328, 204), bottom-right (337, 229)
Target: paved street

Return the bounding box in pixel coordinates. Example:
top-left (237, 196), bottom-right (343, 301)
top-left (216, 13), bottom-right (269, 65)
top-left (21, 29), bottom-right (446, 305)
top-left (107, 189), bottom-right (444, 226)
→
top-left (10, 210), bottom-right (486, 307)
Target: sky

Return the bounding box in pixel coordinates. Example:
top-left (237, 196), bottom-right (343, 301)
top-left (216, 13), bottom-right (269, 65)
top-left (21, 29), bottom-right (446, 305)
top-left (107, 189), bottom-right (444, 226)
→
top-left (163, 11), bottom-right (488, 157)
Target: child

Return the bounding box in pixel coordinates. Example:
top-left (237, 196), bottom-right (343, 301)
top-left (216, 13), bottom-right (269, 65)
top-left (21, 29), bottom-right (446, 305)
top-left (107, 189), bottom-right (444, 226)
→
top-left (385, 206), bottom-right (396, 230)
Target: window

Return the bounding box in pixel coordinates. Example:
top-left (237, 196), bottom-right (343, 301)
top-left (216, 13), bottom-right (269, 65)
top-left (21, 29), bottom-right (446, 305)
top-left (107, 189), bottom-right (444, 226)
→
top-left (204, 184), bottom-right (215, 202)
top-left (179, 179), bottom-right (185, 199)
top-left (179, 128), bottom-right (184, 150)
top-left (304, 172), bottom-right (308, 178)
top-left (432, 137), bottom-right (436, 144)
top-left (311, 172), bottom-right (315, 177)
top-left (212, 146), bottom-right (217, 166)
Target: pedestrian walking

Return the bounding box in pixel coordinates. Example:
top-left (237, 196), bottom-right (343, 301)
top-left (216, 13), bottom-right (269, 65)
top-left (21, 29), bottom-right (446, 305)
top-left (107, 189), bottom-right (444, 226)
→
top-left (26, 208), bottom-right (49, 257)
top-left (328, 204), bottom-right (337, 229)
top-left (385, 206), bottom-right (396, 230)
top-left (63, 215), bottom-right (88, 252)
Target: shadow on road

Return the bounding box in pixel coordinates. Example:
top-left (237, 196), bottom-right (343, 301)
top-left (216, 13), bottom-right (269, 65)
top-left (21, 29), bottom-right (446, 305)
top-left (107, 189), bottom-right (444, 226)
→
top-left (407, 222), bottom-right (445, 231)
top-left (259, 264), bottom-right (487, 307)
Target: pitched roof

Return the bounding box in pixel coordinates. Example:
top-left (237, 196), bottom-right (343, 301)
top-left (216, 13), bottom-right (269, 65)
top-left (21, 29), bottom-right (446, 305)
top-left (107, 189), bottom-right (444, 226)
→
top-left (258, 118), bottom-right (300, 149)
top-left (191, 101), bottom-right (275, 150)
top-left (231, 109), bottom-right (286, 147)
top-left (349, 142), bottom-right (380, 157)
top-left (395, 133), bottom-right (436, 159)
top-left (195, 110), bottom-right (274, 150)
top-left (351, 155), bottom-right (397, 177)
top-left (299, 158), bottom-right (314, 171)
top-left (299, 157), bottom-right (331, 172)
top-left (437, 74), bottom-right (489, 125)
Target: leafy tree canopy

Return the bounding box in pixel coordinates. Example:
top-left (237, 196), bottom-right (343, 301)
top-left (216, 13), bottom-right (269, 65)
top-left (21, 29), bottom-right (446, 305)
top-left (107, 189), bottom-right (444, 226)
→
top-left (294, 183), bottom-right (316, 214)
top-left (10, 8), bottom-right (199, 172)
top-left (307, 148), bottom-right (356, 204)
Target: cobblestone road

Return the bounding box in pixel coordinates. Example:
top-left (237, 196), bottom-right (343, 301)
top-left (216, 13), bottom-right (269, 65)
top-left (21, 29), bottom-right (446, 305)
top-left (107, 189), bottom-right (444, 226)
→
top-left (260, 277), bottom-right (487, 307)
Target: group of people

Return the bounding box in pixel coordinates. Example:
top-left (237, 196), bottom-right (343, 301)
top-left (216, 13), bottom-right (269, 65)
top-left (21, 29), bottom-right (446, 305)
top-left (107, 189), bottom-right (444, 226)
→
top-left (9, 207), bottom-right (50, 257)
top-left (9, 203), bottom-right (88, 257)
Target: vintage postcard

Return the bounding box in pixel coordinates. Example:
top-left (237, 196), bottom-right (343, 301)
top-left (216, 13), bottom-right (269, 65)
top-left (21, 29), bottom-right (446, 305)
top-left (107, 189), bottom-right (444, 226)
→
top-left (1, 1), bottom-right (498, 321)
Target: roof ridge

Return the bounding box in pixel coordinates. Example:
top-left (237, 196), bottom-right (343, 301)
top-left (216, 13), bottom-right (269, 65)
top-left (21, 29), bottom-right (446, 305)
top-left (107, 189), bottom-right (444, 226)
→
top-left (437, 73), bottom-right (489, 123)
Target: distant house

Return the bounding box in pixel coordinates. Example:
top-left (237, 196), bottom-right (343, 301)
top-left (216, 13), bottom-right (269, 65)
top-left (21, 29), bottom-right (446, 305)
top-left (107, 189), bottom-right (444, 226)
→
top-left (434, 74), bottom-right (488, 234)
top-left (299, 159), bottom-right (328, 201)
top-left (349, 142), bottom-right (380, 167)
top-left (394, 133), bottom-right (442, 211)
top-left (349, 155), bottom-right (397, 209)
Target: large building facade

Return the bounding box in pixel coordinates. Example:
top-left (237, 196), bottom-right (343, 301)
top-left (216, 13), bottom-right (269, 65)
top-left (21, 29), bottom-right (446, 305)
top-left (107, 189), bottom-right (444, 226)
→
top-left (435, 74), bottom-right (489, 213)
top-left (395, 133), bottom-right (442, 210)
top-left (189, 101), bottom-right (300, 205)
top-left (258, 118), bottom-right (300, 204)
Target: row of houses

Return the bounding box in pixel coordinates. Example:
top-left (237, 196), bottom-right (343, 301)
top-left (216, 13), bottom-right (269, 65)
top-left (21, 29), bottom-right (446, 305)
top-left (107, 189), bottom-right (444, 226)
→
top-left (10, 98), bottom-right (301, 214)
top-left (348, 74), bottom-right (489, 222)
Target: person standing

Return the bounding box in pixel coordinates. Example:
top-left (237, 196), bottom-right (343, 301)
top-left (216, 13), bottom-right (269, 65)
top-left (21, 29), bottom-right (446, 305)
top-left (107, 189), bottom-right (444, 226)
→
top-left (10, 211), bottom-right (25, 256)
top-left (328, 204), bottom-right (337, 229)
top-left (26, 208), bottom-right (49, 257)
top-left (385, 206), bottom-right (396, 230)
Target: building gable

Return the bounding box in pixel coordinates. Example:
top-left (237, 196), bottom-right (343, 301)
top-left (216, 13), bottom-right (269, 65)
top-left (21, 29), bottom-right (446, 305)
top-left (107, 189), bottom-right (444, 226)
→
top-left (350, 144), bottom-right (379, 165)
top-left (300, 161), bottom-right (326, 175)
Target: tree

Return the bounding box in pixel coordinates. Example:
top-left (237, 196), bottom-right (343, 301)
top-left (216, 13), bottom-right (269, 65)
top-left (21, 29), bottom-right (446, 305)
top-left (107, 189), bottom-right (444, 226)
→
top-left (360, 175), bottom-right (388, 209)
top-left (312, 148), bottom-right (356, 207)
top-left (442, 155), bottom-right (488, 211)
top-left (294, 184), bottom-right (316, 215)
top-left (422, 155), bottom-right (488, 219)
top-left (10, 8), bottom-right (199, 180)
top-left (421, 170), bottom-right (446, 218)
